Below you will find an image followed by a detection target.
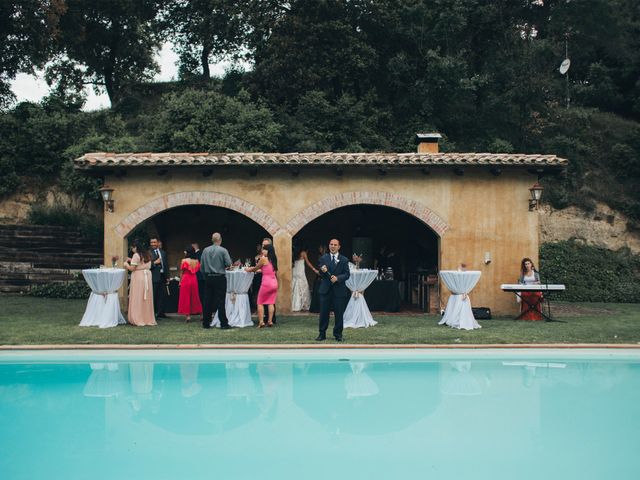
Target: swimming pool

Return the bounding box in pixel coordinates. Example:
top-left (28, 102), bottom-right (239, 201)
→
top-left (1, 349), bottom-right (639, 480)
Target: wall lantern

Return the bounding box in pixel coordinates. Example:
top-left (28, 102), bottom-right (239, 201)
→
top-left (99, 185), bottom-right (115, 212)
top-left (528, 182), bottom-right (543, 211)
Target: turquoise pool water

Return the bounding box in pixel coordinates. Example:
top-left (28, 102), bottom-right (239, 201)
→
top-left (1, 349), bottom-right (639, 480)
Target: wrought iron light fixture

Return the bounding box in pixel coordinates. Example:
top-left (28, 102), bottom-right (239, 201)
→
top-left (528, 182), bottom-right (543, 211)
top-left (99, 185), bottom-right (115, 212)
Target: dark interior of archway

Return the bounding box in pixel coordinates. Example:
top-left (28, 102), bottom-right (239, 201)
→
top-left (128, 205), bottom-right (268, 271)
top-left (293, 205), bottom-right (439, 309)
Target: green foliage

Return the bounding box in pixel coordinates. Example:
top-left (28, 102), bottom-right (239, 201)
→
top-left (146, 88), bottom-right (282, 151)
top-left (27, 204), bottom-right (103, 243)
top-left (47, 0), bottom-right (164, 106)
top-left (161, 0), bottom-right (245, 80)
top-left (1, 0), bottom-right (640, 224)
top-left (281, 91), bottom-right (391, 152)
top-left (28, 281), bottom-right (92, 299)
top-left (540, 241), bottom-right (640, 302)
top-left (0, 1), bottom-right (65, 109)
top-left (0, 102), bottom-right (87, 197)
top-left (538, 108), bottom-right (640, 218)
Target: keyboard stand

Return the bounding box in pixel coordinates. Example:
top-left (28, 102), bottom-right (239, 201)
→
top-left (512, 290), bottom-right (566, 323)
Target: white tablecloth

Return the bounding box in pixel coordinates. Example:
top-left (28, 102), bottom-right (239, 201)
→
top-left (344, 269), bottom-right (379, 328)
top-left (438, 270), bottom-right (482, 330)
top-left (212, 270), bottom-right (255, 328)
top-left (80, 268), bottom-right (126, 328)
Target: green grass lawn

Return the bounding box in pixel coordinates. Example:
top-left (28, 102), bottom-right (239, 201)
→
top-left (1, 295), bottom-right (639, 345)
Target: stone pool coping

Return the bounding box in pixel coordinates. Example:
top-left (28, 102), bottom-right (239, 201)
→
top-left (1, 343), bottom-right (640, 350)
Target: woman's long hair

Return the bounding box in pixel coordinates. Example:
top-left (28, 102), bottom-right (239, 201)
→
top-left (293, 244), bottom-right (308, 262)
top-left (263, 243), bottom-right (278, 272)
top-left (131, 239), bottom-right (151, 263)
top-left (185, 246), bottom-right (197, 260)
top-left (520, 257), bottom-right (536, 276)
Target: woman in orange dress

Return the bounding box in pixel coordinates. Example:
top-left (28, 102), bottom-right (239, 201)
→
top-left (178, 246), bottom-right (202, 322)
top-left (124, 240), bottom-right (156, 326)
top-left (519, 257), bottom-right (543, 321)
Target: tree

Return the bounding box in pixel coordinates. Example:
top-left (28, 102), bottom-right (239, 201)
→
top-left (162, 0), bottom-right (245, 79)
top-left (0, 0), bottom-right (65, 109)
top-left (146, 87), bottom-right (282, 152)
top-left (47, 0), bottom-right (164, 106)
top-left (248, 0), bottom-right (377, 106)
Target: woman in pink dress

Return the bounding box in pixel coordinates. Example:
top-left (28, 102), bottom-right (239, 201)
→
top-left (246, 244), bottom-right (278, 328)
top-left (178, 246), bottom-right (203, 322)
top-left (124, 240), bottom-right (156, 326)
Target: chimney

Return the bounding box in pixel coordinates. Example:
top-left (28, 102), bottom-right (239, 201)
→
top-left (416, 133), bottom-right (442, 153)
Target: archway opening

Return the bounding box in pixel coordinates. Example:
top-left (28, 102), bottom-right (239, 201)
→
top-left (127, 204), bottom-right (270, 266)
top-left (293, 205), bottom-right (439, 312)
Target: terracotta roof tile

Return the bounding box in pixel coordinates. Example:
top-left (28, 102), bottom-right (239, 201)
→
top-left (74, 152), bottom-right (568, 169)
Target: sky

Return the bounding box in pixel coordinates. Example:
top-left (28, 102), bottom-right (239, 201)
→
top-left (9, 43), bottom-right (236, 111)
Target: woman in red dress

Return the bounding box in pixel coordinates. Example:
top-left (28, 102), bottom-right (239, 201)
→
top-left (519, 257), bottom-right (543, 321)
top-left (245, 244), bottom-right (278, 328)
top-left (178, 246), bottom-right (202, 322)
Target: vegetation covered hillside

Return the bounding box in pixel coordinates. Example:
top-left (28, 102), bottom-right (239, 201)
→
top-left (1, 0), bottom-right (639, 224)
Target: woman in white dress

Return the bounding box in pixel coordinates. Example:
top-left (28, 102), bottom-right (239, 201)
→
top-left (291, 245), bottom-right (317, 311)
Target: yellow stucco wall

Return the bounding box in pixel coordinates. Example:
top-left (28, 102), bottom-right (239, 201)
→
top-left (102, 167), bottom-right (539, 315)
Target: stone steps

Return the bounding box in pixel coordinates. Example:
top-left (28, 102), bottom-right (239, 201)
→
top-left (0, 224), bottom-right (103, 292)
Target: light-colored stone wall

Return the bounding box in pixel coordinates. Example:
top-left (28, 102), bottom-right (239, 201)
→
top-left (0, 187), bottom-right (101, 223)
top-left (102, 167), bottom-right (539, 314)
top-left (540, 202), bottom-right (640, 254)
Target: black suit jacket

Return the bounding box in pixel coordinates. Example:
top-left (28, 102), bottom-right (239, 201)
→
top-left (194, 249), bottom-right (204, 282)
top-left (151, 248), bottom-right (168, 283)
top-left (318, 253), bottom-right (350, 297)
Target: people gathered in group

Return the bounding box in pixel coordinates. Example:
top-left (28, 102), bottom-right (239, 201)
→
top-left (118, 235), bottom-right (550, 340)
top-left (122, 234), bottom-right (351, 338)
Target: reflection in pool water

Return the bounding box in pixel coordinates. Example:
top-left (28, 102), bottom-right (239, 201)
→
top-left (1, 354), bottom-right (639, 480)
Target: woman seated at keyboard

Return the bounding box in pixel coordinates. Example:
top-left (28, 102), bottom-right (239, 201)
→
top-left (519, 257), bottom-right (542, 320)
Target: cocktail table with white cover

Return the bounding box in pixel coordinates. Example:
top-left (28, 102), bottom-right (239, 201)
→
top-left (212, 270), bottom-right (255, 328)
top-left (438, 270), bottom-right (482, 330)
top-left (344, 269), bottom-right (379, 328)
top-left (80, 268), bottom-right (126, 328)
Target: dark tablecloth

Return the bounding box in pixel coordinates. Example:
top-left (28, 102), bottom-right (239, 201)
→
top-left (165, 280), bottom-right (179, 313)
top-left (310, 279), bottom-right (400, 313)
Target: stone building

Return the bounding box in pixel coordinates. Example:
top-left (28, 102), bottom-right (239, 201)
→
top-left (75, 135), bottom-right (567, 315)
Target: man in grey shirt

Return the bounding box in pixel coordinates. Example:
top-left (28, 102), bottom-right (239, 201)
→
top-left (201, 232), bottom-right (232, 329)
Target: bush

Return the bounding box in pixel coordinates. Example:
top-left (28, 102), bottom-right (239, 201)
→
top-left (28, 281), bottom-right (91, 299)
top-left (540, 241), bottom-right (640, 302)
top-left (27, 204), bottom-right (103, 243)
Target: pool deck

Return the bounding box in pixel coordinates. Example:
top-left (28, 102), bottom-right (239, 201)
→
top-left (1, 343), bottom-right (640, 350)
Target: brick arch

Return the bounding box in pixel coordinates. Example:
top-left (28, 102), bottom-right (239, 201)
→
top-left (285, 191), bottom-right (449, 236)
top-left (114, 191), bottom-right (283, 238)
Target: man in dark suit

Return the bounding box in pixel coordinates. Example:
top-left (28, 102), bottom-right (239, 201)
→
top-left (316, 238), bottom-right (351, 342)
top-left (150, 237), bottom-right (168, 318)
top-left (191, 242), bottom-right (204, 303)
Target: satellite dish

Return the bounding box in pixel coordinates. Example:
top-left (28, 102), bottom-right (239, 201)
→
top-left (559, 58), bottom-right (571, 75)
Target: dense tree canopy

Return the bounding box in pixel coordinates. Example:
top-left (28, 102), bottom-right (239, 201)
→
top-left (1, 0), bottom-right (639, 221)
top-left (0, 0), bottom-right (65, 108)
